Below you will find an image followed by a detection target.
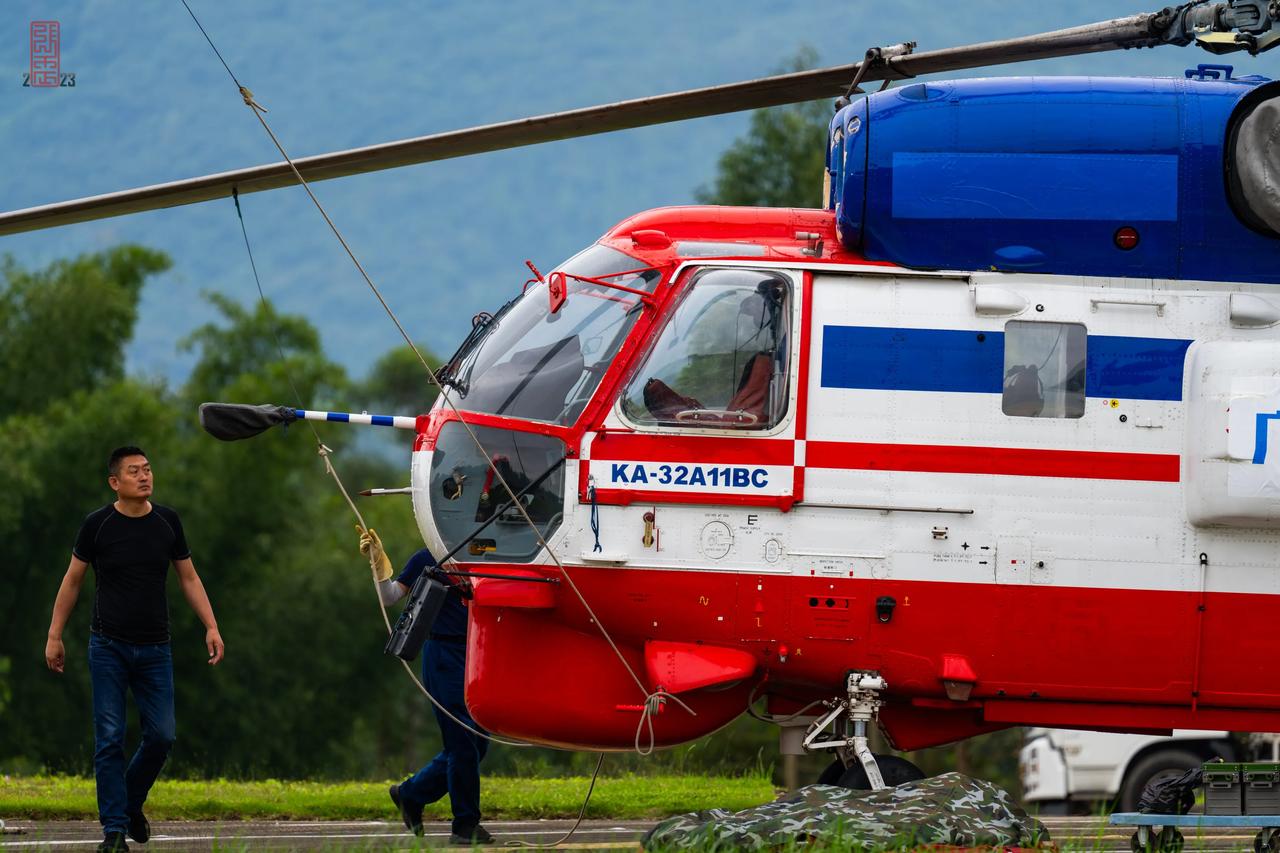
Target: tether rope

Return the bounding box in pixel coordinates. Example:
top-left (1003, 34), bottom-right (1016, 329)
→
top-left (183, 2), bottom-right (642, 840)
top-left (503, 752), bottom-right (606, 849)
top-left (230, 185), bottom-right (530, 748)
top-left (178, 0), bottom-right (686, 737)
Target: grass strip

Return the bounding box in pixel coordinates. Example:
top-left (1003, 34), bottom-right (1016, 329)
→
top-left (1, 774), bottom-right (775, 821)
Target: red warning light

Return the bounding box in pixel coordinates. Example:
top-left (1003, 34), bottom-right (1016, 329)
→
top-left (1114, 226), bottom-right (1140, 250)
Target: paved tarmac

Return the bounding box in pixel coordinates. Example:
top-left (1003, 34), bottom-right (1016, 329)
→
top-left (0, 815), bottom-right (1271, 850)
top-left (0, 819), bottom-right (650, 850)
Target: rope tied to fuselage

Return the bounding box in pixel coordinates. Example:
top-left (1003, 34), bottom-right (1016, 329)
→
top-left (184, 0), bottom-right (694, 773)
top-left (635, 689), bottom-right (697, 757)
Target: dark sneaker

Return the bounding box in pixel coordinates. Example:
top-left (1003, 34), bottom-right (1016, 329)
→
top-left (449, 824), bottom-right (494, 845)
top-left (388, 783), bottom-right (423, 835)
top-left (126, 810), bottom-right (149, 844)
top-left (98, 832), bottom-right (129, 853)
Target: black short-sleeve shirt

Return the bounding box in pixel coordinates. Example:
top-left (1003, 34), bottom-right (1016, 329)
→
top-left (73, 503), bottom-right (191, 644)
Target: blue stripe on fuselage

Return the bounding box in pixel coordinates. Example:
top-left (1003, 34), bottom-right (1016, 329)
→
top-left (820, 326), bottom-right (1191, 401)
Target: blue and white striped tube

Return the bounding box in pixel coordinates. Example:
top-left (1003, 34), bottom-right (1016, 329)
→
top-left (294, 409), bottom-right (417, 430)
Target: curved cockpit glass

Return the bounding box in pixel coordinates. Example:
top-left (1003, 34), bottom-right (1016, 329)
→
top-left (621, 268), bottom-right (791, 430)
top-left (445, 245), bottom-right (661, 425)
top-left (428, 421), bottom-right (565, 563)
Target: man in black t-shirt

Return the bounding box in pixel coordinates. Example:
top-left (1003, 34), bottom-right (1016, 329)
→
top-left (46, 446), bottom-right (224, 853)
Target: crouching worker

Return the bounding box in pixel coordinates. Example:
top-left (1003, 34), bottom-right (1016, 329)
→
top-left (359, 527), bottom-right (492, 845)
top-left (46, 446), bottom-right (224, 853)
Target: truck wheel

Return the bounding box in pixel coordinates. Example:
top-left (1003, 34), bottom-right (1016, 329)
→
top-left (1118, 749), bottom-right (1204, 813)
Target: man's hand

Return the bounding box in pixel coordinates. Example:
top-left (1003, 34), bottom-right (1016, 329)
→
top-left (45, 636), bottom-right (65, 673)
top-left (357, 526), bottom-right (394, 582)
top-left (206, 627), bottom-right (224, 665)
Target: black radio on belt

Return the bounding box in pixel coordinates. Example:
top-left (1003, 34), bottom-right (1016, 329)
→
top-left (384, 571), bottom-right (449, 662)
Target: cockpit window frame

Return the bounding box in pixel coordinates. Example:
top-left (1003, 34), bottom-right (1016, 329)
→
top-left (614, 265), bottom-right (802, 438)
top-left (446, 244), bottom-right (664, 427)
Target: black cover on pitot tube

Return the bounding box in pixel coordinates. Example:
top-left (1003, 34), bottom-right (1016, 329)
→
top-left (198, 402), bottom-right (297, 441)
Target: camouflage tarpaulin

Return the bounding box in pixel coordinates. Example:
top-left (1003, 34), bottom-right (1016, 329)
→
top-left (642, 772), bottom-right (1050, 851)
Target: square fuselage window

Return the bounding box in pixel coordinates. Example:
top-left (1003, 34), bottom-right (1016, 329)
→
top-left (1002, 321), bottom-right (1086, 418)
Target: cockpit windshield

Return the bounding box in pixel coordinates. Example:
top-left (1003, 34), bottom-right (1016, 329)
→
top-left (447, 245), bottom-right (661, 425)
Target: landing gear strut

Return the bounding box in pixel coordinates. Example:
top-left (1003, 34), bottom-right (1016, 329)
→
top-left (803, 671), bottom-right (890, 790)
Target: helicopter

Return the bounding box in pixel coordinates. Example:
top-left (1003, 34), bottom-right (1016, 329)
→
top-left (4, 0), bottom-right (1280, 792)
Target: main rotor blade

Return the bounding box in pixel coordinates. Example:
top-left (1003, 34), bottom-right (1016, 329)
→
top-left (0, 12), bottom-right (1171, 237)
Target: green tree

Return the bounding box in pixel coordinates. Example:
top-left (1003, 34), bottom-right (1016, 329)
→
top-left (695, 48), bottom-right (831, 209)
top-left (0, 247), bottom-right (173, 772)
top-left (0, 247), bottom-right (170, 419)
top-left (356, 344), bottom-right (441, 418)
top-left (0, 250), bottom-right (426, 780)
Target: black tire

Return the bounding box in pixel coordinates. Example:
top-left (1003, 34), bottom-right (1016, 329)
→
top-left (837, 754), bottom-right (927, 789)
top-left (816, 758), bottom-right (845, 786)
top-left (1118, 749), bottom-right (1204, 813)
top-left (1156, 827), bottom-right (1184, 852)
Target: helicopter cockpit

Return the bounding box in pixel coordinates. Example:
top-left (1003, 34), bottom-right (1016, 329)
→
top-left (419, 244), bottom-right (666, 563)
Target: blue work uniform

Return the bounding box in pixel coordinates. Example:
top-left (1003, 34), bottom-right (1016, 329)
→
top-left (394, 549), bottom-right (488, 836)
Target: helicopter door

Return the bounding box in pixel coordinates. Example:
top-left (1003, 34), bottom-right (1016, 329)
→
top-left (586, 267), bottom-right (802, 511)
top-left (1184, 340), bottom-right (1280, 527)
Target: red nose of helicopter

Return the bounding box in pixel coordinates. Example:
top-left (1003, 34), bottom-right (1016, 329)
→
top-left (405, 247), bottom-right (767, 750)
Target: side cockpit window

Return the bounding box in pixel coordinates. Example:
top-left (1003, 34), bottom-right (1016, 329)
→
top-left (621, 269), bottom-right (791, 430)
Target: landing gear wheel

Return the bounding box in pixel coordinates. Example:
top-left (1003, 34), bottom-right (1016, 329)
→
top-left (816, 759), bottom-right (845, 786)
top-left (836, 754), bottom-right (926, 789)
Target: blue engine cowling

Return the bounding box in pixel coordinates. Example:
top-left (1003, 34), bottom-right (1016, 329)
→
top-left (828, 72), bottom-right (1280, 284)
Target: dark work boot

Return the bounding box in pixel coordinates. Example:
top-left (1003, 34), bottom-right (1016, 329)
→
top-left (449, 824), bottom-right (494, 845)
top-left (98, 831), bottom-right (129, 853)
top-left (389, 783), bottom-right (424, 835)
top-left (126, 810), bottom-right (150, 844)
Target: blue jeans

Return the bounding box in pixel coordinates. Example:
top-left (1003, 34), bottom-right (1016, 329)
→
top-left (87, 633), bottom-right (176, 836)
top-left (398, 641), bottom-right (488, 833)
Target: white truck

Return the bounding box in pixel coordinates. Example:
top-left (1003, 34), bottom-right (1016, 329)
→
top-left (1020, 729), bottom-right (1280, 814)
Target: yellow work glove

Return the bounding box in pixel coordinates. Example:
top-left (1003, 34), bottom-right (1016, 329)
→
top-left (357, 525), bottom-right (394, 582)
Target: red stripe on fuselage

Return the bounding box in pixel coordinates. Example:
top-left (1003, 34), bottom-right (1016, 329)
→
top-left (807, 441), bottom-right (1180, 482)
